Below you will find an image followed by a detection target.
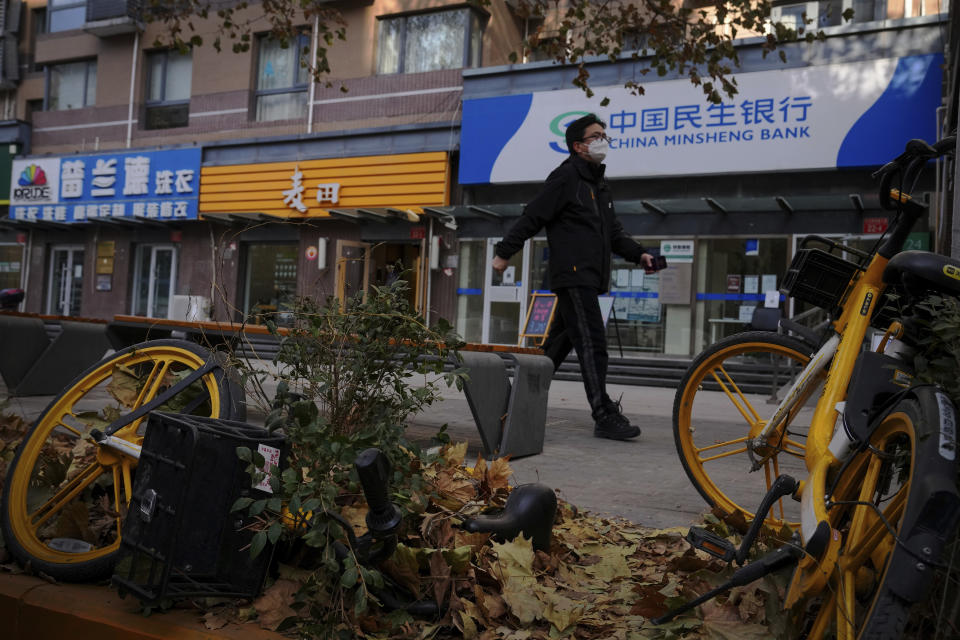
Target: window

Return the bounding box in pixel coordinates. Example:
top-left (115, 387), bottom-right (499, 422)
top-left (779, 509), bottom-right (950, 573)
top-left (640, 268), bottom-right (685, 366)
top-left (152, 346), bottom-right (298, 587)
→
top-left (243, 243), bottom-right (299, 324)
top-left (377, 8), bottom-right (483, 74)
top-left (48, 0), bottom-right (85, 33)
top-left (772, 4), bottom-right (809, 30)
top-left (817, 1), bottom-right (844, 27)
top-left (851, 0), bottom-right (881, 22)
top-left (47, 60), bottom-right (96, 110)
top-left (132, 244), bottom-right (177, 318)
top-left (0, 244), bottom-right (23, 290)
top-left (254, 34), bottom-right (309, 122)
top-left (27, 8), bottom-right (48, 72)
top-left (145, 50), bottom-right (192, 129)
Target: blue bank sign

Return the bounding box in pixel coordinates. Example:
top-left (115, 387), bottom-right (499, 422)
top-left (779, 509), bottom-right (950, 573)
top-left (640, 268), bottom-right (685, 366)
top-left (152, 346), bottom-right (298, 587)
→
top-left (10, 148), bottom-right (201, 223)
top-left (460, 54), bottom-right (942, 184)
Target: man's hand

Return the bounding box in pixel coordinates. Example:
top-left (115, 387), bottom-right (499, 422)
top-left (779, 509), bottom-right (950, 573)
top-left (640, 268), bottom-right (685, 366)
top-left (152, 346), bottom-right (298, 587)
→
top-left (640, 253), bottom-right (656, 273)
top-left (492, 255), bottom-right (509, 272)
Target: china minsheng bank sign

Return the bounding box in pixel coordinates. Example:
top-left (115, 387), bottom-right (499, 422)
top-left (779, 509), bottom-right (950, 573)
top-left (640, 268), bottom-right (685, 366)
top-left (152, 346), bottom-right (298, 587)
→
top-left (459, 54), bottom-right (942, 184)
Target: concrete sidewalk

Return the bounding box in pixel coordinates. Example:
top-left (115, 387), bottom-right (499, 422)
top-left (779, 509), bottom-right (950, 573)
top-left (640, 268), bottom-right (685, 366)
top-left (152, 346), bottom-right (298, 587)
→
top-left (405, 377), bottom-right (712, 529)
top-left (1, 372), bottom-right (715, 530)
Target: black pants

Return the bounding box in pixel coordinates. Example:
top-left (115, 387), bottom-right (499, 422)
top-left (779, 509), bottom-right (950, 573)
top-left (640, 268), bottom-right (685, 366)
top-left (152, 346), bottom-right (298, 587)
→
top-left (541, 287), bottom-right (612, 419)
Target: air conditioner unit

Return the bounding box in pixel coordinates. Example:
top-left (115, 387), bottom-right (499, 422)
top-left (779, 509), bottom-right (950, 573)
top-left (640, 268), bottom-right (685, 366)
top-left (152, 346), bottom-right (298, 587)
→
top-left (169, 295), bottom-right (210, 322)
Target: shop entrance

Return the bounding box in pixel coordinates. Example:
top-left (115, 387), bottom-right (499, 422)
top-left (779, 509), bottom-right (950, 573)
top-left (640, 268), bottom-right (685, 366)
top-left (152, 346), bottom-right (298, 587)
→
top-left (335, 240), bottom-right (371, 306)
top-left (370, 241), bottom-right (421, 311)
top-left (132, 244), bottom-right (177, 318)
top-left (47, 245), bottom-right (84, 317)
top-left (483, 238), bottom-right (529, 345)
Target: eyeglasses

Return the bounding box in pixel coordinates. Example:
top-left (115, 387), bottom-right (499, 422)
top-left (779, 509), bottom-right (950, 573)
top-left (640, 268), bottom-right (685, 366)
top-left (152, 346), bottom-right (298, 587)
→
top-left (581, 132), bottom-right (611, 143)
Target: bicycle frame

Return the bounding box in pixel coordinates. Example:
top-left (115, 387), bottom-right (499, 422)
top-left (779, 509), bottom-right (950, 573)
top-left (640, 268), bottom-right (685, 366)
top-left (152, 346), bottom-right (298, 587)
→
top-left (766, 192), bottom-right (927, 632)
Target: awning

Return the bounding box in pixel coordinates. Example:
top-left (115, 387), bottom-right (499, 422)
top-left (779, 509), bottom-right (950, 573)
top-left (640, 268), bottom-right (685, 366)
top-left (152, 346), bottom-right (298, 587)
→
top-left (200, 206), bottom-right (426, 225)
top-left (436, 193), bottom-right (887, 219)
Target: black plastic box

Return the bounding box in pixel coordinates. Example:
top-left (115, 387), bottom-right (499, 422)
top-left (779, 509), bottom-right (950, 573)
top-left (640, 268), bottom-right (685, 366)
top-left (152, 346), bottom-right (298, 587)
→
top-left (780, 248), bottom-right (861, 312)
top-left (113, 412), bottom-right (288, 605)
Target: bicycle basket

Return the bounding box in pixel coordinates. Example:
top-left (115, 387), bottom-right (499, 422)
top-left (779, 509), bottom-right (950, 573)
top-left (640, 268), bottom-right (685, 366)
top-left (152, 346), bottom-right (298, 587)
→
top-left (780, 248), bottom-right (861, 313)
top-left (113, 412), bottom-right (288, 606)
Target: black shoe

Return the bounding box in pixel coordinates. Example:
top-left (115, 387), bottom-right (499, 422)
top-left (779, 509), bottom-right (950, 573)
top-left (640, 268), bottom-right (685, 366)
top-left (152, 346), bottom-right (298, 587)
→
top-left (593, 410), bottom-right (641, 440)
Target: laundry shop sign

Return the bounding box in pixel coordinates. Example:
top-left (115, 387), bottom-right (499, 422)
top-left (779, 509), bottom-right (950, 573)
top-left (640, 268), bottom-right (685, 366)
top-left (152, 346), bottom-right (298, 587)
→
top-left (459, 54), bottom-right (943, 183)
top-left (9, 148), bottom-right (201, 223)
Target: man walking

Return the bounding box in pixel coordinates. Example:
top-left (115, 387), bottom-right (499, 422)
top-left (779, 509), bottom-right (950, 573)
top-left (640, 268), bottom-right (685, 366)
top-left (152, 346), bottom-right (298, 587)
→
top-left (492, 113), bottom-right (654, 441)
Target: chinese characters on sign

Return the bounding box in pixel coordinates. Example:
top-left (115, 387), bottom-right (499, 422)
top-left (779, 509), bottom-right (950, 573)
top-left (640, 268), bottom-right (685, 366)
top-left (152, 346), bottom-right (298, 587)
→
top-left (282, 166), bottom-right (308, 213)
top-left (280, 167), bottom-right (341, 213)
top-left (601, 96), bottom-right (813, 151)
top-left (10, 148), bottom-right (201, 223)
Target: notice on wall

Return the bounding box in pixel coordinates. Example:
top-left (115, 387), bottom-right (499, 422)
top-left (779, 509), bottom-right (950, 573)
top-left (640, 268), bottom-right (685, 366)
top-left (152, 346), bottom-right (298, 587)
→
top-left (739, 304), bottom-right (757, 323)
top-left (659, 262), bottom-right (692, 304)
top-left (744, 275), bottom-right (759, 294)
top-left (762, 274), bottom-right (777, 292)
top-left (726, 275), bottom-right (742, 293)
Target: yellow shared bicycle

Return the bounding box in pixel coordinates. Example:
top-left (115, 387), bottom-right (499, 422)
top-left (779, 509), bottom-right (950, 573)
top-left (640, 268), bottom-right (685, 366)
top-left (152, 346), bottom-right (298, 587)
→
top-left (1, 339), bottom-right (245, 582)
top-left (659, 137), bottom-right (960, 638)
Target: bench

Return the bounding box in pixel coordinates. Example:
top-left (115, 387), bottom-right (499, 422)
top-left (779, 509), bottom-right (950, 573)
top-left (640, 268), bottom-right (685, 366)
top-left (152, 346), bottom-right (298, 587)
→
top-left (107, 315), bottom-right (554, 459)
top-left (0, 312), bottom-right (112, 396)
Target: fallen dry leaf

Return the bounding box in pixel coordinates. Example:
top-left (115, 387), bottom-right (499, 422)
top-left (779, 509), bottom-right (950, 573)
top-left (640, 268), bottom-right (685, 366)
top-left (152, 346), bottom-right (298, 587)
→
top-left (202, 610), bottom-right (229, 630)
top-left (253, 579), bottom-right (299, 631)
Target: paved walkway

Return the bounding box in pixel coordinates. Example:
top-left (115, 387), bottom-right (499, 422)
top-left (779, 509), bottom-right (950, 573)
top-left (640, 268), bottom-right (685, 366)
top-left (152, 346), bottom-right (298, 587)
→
top-left (1, 373), bottom-right (718, 530)
top-left (405, 377), bottom-right (713, 529)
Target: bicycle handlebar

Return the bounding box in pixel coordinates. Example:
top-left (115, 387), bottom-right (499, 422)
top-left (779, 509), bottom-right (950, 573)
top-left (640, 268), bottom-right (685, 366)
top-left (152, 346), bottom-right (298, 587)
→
top-left (876, 136), bottom-right (955, 210)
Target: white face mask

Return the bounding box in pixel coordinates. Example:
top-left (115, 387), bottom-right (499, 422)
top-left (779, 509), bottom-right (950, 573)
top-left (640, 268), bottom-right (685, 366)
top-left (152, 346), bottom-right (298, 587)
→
top-left (586, 137), bottom-right (608, 163)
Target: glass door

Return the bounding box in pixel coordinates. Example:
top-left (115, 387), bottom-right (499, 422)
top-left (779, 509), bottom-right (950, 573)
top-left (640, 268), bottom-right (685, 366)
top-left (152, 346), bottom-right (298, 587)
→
top-left (47, 245), bottom-right (84, 316)
top-left (482, 238), bottom-right (529, 345)
top-left (132, 244), bottom-right (177, 318)
top-left (243, 243), bottom-right (299, 324)
top-left (336, 240), bottom-right (371, 307)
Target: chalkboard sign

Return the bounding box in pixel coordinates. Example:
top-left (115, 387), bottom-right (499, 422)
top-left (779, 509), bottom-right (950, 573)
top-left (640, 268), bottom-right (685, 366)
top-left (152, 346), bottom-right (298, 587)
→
top-left (519, 293), bottom-right (558, 345)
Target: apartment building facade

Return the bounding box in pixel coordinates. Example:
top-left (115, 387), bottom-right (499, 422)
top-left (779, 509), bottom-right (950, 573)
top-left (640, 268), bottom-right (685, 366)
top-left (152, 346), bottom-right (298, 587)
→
top-left (0, 0), bottom-right (951, 356)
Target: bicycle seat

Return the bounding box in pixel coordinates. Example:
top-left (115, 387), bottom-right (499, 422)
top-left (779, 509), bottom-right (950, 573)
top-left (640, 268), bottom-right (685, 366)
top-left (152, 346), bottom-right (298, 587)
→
top-left (461, 483), bottom-right (557, 551)
top-left (883, 251), bottom-right (960, 297)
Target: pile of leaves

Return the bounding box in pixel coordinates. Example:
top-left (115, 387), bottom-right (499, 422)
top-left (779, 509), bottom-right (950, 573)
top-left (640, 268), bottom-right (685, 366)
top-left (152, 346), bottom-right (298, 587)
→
top-left (0, 401), bottom-right (29, 562)
top-left (221, 440), bottom-right (790, 639)
top-left (0, 401), bottom-right (29, 502)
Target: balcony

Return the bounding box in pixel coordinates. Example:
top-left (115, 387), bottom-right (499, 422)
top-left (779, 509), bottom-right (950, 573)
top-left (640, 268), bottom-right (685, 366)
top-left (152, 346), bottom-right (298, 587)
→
top-left (84, 0), bottom-right (141, 37)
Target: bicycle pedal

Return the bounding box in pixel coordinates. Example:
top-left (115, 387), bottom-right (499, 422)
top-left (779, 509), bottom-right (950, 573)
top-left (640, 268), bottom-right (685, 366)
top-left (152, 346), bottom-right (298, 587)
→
top-left (686, 526), bottom-right (736, 562)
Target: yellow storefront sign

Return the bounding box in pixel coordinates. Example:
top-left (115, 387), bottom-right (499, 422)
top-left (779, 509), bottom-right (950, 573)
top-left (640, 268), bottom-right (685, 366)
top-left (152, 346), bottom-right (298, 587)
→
top-left (199, 151), bottom-right (450, 218)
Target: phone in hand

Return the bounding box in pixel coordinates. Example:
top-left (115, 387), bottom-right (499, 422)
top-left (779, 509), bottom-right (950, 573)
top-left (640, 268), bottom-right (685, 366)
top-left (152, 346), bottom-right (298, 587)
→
top-left (645, 255), bottom-right (667, 274)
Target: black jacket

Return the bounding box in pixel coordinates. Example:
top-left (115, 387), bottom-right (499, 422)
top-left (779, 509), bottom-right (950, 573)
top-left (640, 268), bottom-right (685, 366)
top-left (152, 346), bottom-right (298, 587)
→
top-left (494, 154), bottom-right (647, 293)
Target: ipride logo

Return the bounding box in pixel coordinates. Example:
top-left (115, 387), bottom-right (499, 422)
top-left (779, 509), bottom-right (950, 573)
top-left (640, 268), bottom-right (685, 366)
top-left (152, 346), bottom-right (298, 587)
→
top-left (13, 164), bottom-right (51, 201)
top-left (18, 164), bottom-right (47, 186)
top-left (549, 111), bottom-right (591, 153)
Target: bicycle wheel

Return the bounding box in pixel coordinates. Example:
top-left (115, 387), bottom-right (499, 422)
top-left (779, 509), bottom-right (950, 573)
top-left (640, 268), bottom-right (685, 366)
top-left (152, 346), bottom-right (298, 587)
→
top-left (794, 388), bottom-right (958, 639)
top-left (1, 339), bottom-right (243, 582)
top-left (673, 331), bottom-right (819, 526)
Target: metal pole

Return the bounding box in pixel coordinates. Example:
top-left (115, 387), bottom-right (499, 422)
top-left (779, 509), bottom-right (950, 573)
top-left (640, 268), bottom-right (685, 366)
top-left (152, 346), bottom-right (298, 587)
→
top-left (126, 30), bottom-right (139, 148)
top-left (307, 15), bottom-right (319, 134)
